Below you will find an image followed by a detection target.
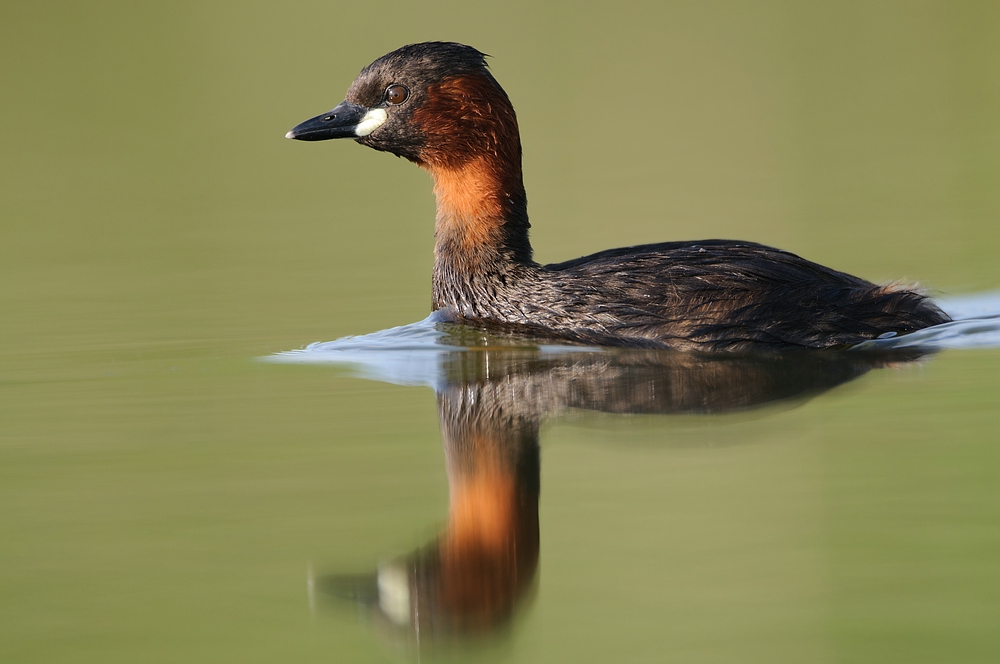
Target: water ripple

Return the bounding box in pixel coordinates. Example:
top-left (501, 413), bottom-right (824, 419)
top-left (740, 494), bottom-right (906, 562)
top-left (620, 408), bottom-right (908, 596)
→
top-left (267, 290), bottom-right (1000, 382)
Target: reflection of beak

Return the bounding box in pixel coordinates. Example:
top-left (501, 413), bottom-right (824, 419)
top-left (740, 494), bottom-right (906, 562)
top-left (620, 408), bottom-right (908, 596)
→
top-left (285, 101), bottom-right (387, 141)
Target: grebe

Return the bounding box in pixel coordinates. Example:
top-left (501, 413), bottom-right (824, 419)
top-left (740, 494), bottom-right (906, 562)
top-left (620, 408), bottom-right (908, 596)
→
top-left (287, 42), bottom-right (949, 351)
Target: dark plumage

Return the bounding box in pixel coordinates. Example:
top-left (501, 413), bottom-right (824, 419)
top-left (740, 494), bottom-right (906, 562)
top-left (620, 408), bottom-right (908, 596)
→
top-left (288, 41), bottom-right (949, 352)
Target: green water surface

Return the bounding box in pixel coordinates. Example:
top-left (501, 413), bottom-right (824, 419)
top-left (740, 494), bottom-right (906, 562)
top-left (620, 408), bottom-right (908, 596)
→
top-left (2, 2), bottom-right (999, 662)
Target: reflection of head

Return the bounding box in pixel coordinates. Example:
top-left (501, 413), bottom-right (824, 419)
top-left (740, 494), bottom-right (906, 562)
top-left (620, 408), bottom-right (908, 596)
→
top-left (319, 394), bottom-right (540, 644)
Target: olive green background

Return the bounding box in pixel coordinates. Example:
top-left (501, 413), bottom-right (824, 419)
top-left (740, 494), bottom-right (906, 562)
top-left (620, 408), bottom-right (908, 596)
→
top-left (2, 2), bottom-right (999, 662)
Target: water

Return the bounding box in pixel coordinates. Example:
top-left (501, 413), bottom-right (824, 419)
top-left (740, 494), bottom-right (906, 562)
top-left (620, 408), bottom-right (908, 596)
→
top-left (3, 2), bottom-right (1000, 663)
top-left (271, 293), bottom-right (1000, 380)
top-left (265, 295), bottom-right (1000, 657)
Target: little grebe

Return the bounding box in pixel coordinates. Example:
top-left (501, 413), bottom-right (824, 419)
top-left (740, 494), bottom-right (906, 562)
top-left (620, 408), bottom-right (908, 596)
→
top-left (287, 42), bottom-right (949, 351)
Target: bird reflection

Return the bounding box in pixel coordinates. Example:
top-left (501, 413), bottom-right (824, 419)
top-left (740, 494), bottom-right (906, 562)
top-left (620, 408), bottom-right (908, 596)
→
top-left (314, 344), bottom-right (921, 649)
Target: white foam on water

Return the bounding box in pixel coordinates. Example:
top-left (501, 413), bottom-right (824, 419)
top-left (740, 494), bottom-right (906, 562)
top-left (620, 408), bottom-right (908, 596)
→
top-left (856, 290), bottom-right (1000, 351)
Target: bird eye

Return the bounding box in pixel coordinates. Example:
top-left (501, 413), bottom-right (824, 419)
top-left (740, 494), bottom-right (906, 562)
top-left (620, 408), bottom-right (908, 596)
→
top-left (385, 84), bottom-right (409, 105)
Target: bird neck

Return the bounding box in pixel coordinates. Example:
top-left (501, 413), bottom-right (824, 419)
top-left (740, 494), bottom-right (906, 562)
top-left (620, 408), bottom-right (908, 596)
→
top-left (409, 71), bottom-right (533, 274)
top-left (424, 155), bottom-right (532, 267)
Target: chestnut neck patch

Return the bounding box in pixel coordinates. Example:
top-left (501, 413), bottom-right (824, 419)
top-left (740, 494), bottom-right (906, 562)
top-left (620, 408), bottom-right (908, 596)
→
top-left (413, 74), bottom-right (532, 265)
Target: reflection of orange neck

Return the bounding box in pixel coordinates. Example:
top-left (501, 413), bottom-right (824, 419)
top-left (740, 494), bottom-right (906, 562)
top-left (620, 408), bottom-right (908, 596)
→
top-left (435, 426), bottom-right (540, 620)
top-left (446, 472), bottom-right (519, 552)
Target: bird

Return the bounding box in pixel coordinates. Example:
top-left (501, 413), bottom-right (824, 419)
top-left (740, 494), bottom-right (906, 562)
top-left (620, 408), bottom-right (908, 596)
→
top-left (286, 41), bottom-right (949, 352)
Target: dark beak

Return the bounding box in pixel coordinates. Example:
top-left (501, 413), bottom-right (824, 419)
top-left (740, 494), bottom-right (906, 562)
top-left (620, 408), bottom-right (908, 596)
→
top-left (285, 101), bottom-right (369, 141)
